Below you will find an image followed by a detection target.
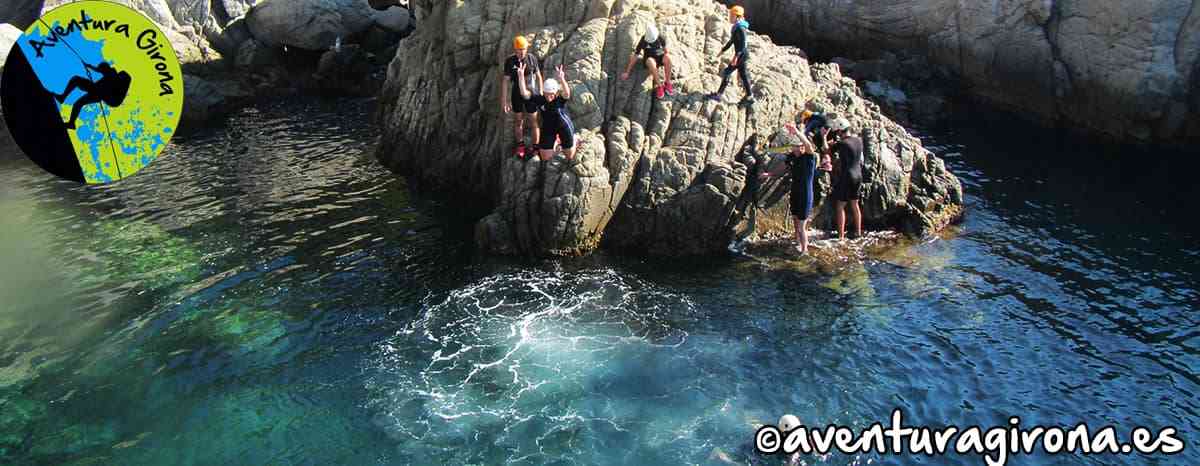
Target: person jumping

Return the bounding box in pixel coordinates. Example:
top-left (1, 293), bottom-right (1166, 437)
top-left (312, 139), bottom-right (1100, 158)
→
top-left (517, 62), bottom-right (576, 162)
top-left (707, 5), bottom-right (754, 106)
top-left (501, 35), bottom-right (544, 158)
top-left (620, 23), bottom-right (675, 99)
top-left (55, 61), bottom-right (131, 130)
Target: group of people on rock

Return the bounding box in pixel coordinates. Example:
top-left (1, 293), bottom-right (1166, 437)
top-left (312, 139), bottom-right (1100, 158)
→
top-left (759, 111), bottom-right (864, 254)
top-left (500, 4), bottom-right (865, 253)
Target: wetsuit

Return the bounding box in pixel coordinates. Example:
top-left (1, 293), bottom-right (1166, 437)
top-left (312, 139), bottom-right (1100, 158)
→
top-left (717, 19), bottom-right (752, 97)
top-left (832, 135), bottom-right (864, 202)
top-left (530, 95), bottom-right (574, 150)
top-left (802, 113), bottom-right (828, 151)
top-left (787, 152), bottom-right (817, 219)
top-left (504, 53), bottom-right (540, 113)
top-left (635, 36), bottom-right (667, 65)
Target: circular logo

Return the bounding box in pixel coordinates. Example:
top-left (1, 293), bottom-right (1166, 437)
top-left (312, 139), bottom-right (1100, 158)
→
top-left (1, 0), bottom-right (183, 184)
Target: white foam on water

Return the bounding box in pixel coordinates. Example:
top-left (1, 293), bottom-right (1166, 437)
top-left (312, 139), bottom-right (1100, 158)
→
top-left (363, 269), bottom-right (767, 463)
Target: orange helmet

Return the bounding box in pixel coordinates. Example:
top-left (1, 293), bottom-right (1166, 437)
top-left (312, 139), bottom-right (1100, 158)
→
top-left (513, 35), bottom-right (530, 50)
top-left (730, 5), bottom-right (744, 17)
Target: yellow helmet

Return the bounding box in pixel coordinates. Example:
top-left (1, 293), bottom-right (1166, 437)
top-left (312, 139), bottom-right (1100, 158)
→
top-left (513, 35), bottom-right (530, 50)
top-left (730, 5), bottom-right (744, 17)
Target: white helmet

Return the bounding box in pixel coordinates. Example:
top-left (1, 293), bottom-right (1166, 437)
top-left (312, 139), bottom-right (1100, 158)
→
top-left (779, 414), bottom-right (802, 432)
top-left (644, 24), bottom-right (659, 43)
top-left (543, 78), bottom-right (561, 95)
top-left (828, 116), bottom-right (851, 132)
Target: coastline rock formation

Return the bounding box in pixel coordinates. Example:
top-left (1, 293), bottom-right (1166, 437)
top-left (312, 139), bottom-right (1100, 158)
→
top-left (376, 0), bottom-right (963, 256)
top-left (732, 0), bottom-right (1200, 146)
top-left (1, 0), bottom-right (414, 124)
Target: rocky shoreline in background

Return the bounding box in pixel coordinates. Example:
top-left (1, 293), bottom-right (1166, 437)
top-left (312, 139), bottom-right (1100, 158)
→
top-left (729, 0), bottom-right (1199, 148)
top-left (1, 0), bottom-right (416, 128)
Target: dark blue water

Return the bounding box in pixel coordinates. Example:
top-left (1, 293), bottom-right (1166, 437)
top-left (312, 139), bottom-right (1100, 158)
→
top-left (0, 98), bottom-right (1196, 465)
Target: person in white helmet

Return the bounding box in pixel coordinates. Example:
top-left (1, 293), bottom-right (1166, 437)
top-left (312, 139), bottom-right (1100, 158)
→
top-left (825, 116), bottom-right (864, 240)
top-left (709, 414), bottom-right (806, 465)
top-left (517, 62), bottom-right (576, 161)
top-left (620, 23), bottom-right (675, 99)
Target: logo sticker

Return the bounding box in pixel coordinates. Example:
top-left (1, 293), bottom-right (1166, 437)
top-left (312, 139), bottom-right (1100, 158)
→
top-left (1, 0), bottom-right (183, 184)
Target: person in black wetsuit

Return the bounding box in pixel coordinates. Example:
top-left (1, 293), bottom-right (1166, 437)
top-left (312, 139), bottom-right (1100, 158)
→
top-left (826, 116), bottom-right (864, 240)
top-left (759, 122), bottom-right (830, 254)
top-left (708, 5), bottom-right (754, 106)
top-left (620, 23), bottom-right (675, 99)
top-left (54, 61), bottom-right (131, 130)
top-left (501, 35), bottom-right (544, 158)
top-left (517, 62), bottom-right (575, 162)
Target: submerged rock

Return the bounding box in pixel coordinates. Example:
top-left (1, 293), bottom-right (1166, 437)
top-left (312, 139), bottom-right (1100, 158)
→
top-left (734, 0), bottom-right (1200, 146)
top-left (376, 0), bottom-right (962, 257)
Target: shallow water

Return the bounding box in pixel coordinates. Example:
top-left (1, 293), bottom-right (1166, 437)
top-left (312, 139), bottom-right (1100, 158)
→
top-left (0, 98), bottom-right (1196, 465)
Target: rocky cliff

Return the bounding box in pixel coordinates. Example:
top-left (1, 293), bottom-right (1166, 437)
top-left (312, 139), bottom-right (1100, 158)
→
top-left (376, 0), bottom-right (962, 257)
top-left (732, 0), bottom-right (1200, 146)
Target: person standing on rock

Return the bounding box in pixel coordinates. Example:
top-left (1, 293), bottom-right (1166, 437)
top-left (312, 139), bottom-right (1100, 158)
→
top-left (517, 62), bottom-right (575, 162)
top-left (502, 35), bottom-right (544, 158)
top-left (620, 23), bottom-right (675, 99)
top-left (826, 116), bottom-right (864, 240)
top-left (759, 122), bottom-right (828, 254)
top-left (707, 5), bottom-right (755, 107)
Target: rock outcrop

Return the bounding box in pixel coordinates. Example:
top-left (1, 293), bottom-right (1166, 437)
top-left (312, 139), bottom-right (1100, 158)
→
top-left (376, 0), bottom-right (963, 257)
top-left (245, 0), bottom-right (375, 50)
top-left (732, 0), bottom-right (1200, 146)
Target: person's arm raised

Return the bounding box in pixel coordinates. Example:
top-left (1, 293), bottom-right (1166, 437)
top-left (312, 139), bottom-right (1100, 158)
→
top-left (516, 61), bottom-right (532, 100)
top-left (556, 65), bottom-right (570, 99)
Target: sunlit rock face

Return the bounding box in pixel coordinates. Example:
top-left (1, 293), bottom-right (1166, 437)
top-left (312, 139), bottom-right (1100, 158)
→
top-left (734, 0), bottom-right (1200, 146)
top-left (376, 0), bottom-right (962, 256)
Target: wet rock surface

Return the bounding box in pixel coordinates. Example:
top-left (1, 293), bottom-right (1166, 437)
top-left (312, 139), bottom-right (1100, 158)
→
top-left (376, 0), bottom-right (963, 257)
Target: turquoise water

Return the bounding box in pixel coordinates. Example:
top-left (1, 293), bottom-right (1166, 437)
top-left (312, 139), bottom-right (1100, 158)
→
top-left (0, 98), bottom-right (1196, 465)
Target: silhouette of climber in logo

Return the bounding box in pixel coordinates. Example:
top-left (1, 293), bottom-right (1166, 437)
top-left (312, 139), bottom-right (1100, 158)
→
top-left (54, 61), bottom-right (132, 130)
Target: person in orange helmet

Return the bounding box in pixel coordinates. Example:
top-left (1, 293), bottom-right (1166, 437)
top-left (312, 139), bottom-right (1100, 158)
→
top-left (501, 35), bottom-right (545, 158)
top-left (707, 5), bottom-right (755, 107)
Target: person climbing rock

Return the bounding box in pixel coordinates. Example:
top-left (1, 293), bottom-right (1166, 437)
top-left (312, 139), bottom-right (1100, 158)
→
top-left (759, 122), bottom-right (829, 254)
top-left (54, 61), bottom-right (131, 130)
top-left (826, 116), bottom-right (864, 240)
top-left (501, 35), bottom-right (544, 158)
top-left (799, 110), bottom-right (833, 170)
top-left (517, 62), bottom-right (575, 162)
top-left (620, 23), bottom-right (674, 99)
top-left (707, 5), bottom-right (754, 106)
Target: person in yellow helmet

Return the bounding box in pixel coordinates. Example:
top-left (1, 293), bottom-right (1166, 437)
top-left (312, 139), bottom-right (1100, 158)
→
top-left (708, 5), bottom-right (755, 106)
top-left (501, 35), bottom-right (545, 158)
